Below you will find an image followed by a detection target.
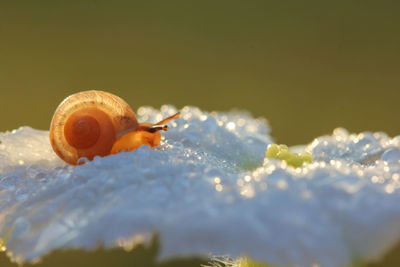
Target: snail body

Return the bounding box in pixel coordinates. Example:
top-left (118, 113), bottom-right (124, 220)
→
top-left (49, 90), bottom-right (180, 165)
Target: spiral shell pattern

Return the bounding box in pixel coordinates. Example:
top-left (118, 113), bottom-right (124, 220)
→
top-left (49, 90), bottom-right (138, 165)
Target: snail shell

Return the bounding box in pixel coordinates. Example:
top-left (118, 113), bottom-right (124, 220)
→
top-left (49, 90), bottom-right (138, 165)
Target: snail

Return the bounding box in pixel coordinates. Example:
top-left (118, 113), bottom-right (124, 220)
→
top-left (49, 90), bottom-right (180, 165)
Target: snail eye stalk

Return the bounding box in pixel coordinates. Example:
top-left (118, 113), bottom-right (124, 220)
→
top-left (148, 125), bottom-right (169, 133)
top-left (156, 112), bottom-right (181, 125)
top-left (141, 112), bottom-right (180, 133)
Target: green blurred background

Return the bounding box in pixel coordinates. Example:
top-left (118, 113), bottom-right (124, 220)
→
top-left (0, 1), bottom-right (399, 145)
top-left (1, 2), bottom-right (400, 266)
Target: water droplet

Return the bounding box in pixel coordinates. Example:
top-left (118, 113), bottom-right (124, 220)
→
top-left (215, 184), bottom-right (223, 192)
top-left (226, 122), bottom-right (236, 131)
top-left (381, 148), bottom-right (400, 163)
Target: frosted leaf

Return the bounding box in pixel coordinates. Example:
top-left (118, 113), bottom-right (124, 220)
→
top-left (0, 106), bottom-right (399, 267)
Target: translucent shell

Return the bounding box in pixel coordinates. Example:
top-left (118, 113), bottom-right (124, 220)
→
top-left (49, 90), bottom-right (138, 165)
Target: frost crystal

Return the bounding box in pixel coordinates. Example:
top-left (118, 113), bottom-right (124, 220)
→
top-left (0, 106), bottom-right (399, 267)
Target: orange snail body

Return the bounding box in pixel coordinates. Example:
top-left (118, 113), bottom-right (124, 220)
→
top-left (49, 90), bottom-right (180, 165)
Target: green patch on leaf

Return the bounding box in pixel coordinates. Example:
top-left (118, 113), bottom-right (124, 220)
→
top-left (265, 144), bottom-right (312, 168)
top-left (237, 257), bottom-right (272, 267)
